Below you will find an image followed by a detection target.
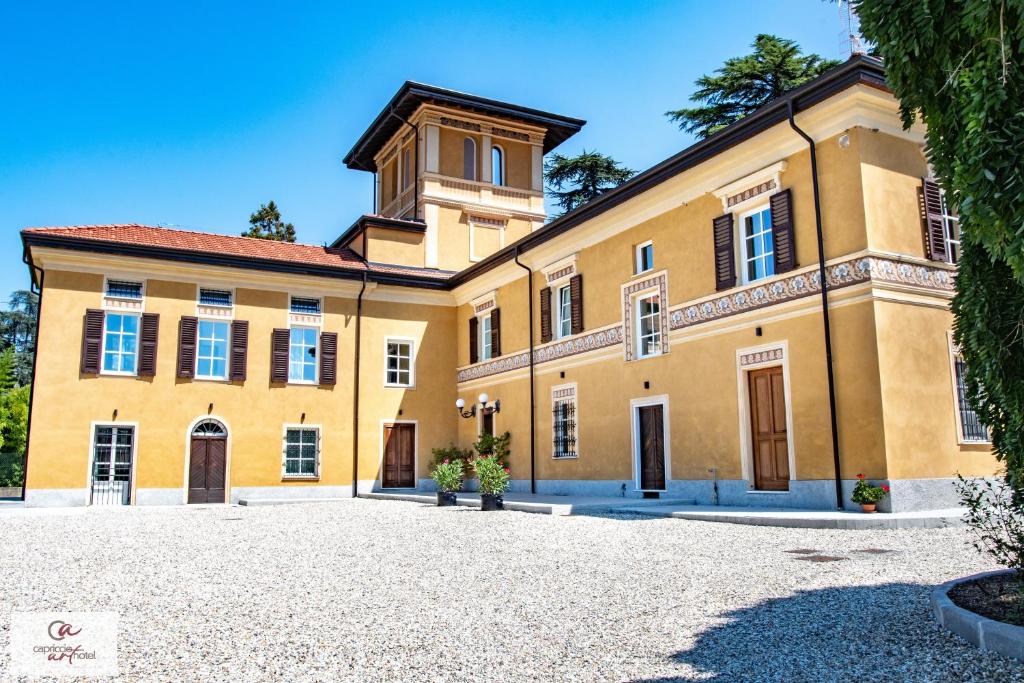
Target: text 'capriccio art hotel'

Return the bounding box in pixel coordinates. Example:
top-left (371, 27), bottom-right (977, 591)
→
top-left (21, 55), bottom-right (996, 511)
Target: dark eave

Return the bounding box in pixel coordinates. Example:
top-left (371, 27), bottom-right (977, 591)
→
top-left (21, 232), bottom-right (451, 290)
top-left (343, 81), bottom-right (586, 172)
top-left (448, 55), bottom-right (888, 288)
top-left (330, 214), bottom-right (427, 249)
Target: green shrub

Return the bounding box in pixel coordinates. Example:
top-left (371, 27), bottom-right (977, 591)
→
top-left (957, 475), bottom-right (1024, 572)
top-left (431, 443), bottom-right (473, 471)
top-left (430, 459), bottom-right (463, 493)
top-left (851, 474), bottom-right (889, 505)
top-left (473, 431), bottom-right (510, 468)
top-left (474, 455), bottom-right (510, 496)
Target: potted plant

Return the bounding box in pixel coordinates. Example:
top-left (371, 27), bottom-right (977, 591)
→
top-left (430, 444), bottom-right (473, 492)
top-left (474, 455), bottom-right (510, 511)
top-left (430, 459), bottom-right (463, 506)
top-left (851, 474), bottom-right (890, 513)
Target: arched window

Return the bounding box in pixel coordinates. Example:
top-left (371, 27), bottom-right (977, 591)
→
top-left (491, 145), bottom-right (504, 186)
top-left (463, 137), bottom-right (476, 181)
top-left (192, 419), bottom-right (227, 437)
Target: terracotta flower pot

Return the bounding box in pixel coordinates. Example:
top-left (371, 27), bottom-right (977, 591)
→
top-left (860, 503), bottom-right (877, 513)
top-left (436, 491), bottom-right (457, 507)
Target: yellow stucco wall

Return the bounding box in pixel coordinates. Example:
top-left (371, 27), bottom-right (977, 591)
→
top-left (365, 227), bottom-right (424, 268)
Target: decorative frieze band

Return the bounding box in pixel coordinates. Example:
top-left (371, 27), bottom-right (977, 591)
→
top-left (492, 126), bottom-right (530, 142)
top-left (739, 347), bottom-right (784, 366)
top-left (546, 264), bottom-right (575, 284)
top-left (727, 179), bottom-right (776, 208)
top-left (457, 255), bottom-right (954, 384)
top-left (440, 116), bottom-right (482, 132)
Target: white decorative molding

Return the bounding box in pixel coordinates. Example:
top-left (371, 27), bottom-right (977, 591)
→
top-left (542, 254), bottom-right (578, 285)
top-left (621, 271), bottom-right (670, 361)
top-left (713, 161), bottom-right (788, 212)
top-left (739, 347), bottom-right (784, 367)
top-left (471, 290), bottom-right (497, 315)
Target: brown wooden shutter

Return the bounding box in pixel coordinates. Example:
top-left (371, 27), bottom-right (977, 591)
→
top-left (138, 313), bottom-right (160, 377)
top-left (176, 316), bottom-right (198, 378)
top-left (469, 316), bottom-right (479, 364)
top-left (769, 189), bottom-right (796, 273)
top-left (229, 320), bottom-right (248, 381)
top-left (921, 178), bottom-right (948, 262)
top-left (271, 328), bottom-right (289, 383)
top-left (569, 274), bottom-right (584, 335)
top-left (319, 332), bottom-right (338, 386)
top-left (490, 308), bottom-right (501, 357)
top-left (713, 213), bottom-right (736, 291)
top-left (80, 309), bottom-right (104, 374)
top-left (539, 287), bottom-right (552, 343)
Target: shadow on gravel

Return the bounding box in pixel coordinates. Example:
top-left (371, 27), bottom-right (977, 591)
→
top-left (631, 582), bottom-right (1015, 682)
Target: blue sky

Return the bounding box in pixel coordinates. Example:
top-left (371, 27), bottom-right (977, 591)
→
top-left (0, 1), bottom-right (844, 297)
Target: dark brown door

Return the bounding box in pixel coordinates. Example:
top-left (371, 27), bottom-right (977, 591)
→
top-left (382, 423), bottom-right (416, 488)
top-left (188, 435), bottom-right (227, 503)
top-left (748, 366), bottom-right (790, 491)
top-left (638, 404), bottom-right (666, 490)
top-left (481, 411), bottom-right (494, 437)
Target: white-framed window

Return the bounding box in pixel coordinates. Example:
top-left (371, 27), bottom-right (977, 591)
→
top-left (479, 314), bottom-right (493, 361)
top-left (102, 312), bottom-right (139, 375)
top-left (289, 326), bottom-right (318, 383)
top-left (635, 292), bottom-right (661, 359)
top-left (491, 145), bottom-right (505, 186)
top-left (953, 357), bottom-right (987, 442)
top-left (463, 137), bottom-right (477, 181)
top-left (385, 338), bottom-right (414, 387)
top-left (104, 280), bottom-right (143, 301)
top-left (290, 296), bottom-right (322, 315)
top-left (198, 288), bottom-right (233, 308)
top-left (740, 205), bottom-right (775, 283)
top-left (196, 319), bottom-right (230, 380)
top-left (552, 385), bottom-right (578, 459)
top-left (283, 426), bottom-right (320, 478)
top-left (635, 241), bottom-right (654, 274)
top-left (556, 284), bottom-right (572, 339)
top-left (940, 190), bottom-right (961, 265)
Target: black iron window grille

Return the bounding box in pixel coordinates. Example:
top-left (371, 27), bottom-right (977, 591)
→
top-left (954, 358), bottom-right (988, 442)
top-left (552, 400), bottom-right (577, 458)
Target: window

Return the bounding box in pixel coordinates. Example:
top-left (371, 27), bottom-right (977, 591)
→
top-left (491, 146), bottom-right (504, 186)
top-left (940, 191), bottom-right (961, 264)
top-left (556, 284), bottom-right (572, 339)
top-left (479, 315), bottom-right (493, 361)
top-left (553, 399), bottom-right (577, 459)
top-left (954, 356), bottom-right (988, 442)
top-left (196, 320), bottom-right (229, 380)
top-left (402, 147), bottom-right (412, 190)
top-left (463, 137), bottom-right (476, 181)
top-left (199, 288), bottom-right (232, 307)
top-left (283, 427), bottom-right (319, 477)
top-left (102, 313), bottom-right (139, 374)
top-left (289, 327), bottom-right (318, 383)
top-left (290, 297), bottom-right (321, 315)
top-left (741, 206), bottom-right (775, 282)
top-left (91, 425), bottom-right (134, 504)
top-left (385, 339), bottom-right (414, 387)
top-left (105, 280), bottom-right (143, 300)
top-left (636, 293), bottom-right (661, 358)
top-left (635, 241), bottom-right (654, 274)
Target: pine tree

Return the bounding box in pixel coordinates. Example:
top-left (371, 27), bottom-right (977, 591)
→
top-left (0, 348), bottom-right (17, 392)
top-left (545, 150), bottom-right (635, 216)
top-left (241, 201), bottom-right (296, 242)
top-left (666, 35), bottom-right (840, 139)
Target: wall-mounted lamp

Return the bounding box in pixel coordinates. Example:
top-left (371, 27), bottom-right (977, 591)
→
top-left (112, 408), bottom-right (118, 420)
top-left (208, 403), bottom-right (214, 414)
top-left (456, 393), bottom-right (501, 419)
top-left (301, 412), bottom-right (306, 423)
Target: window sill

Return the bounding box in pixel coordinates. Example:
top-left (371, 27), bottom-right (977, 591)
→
top-left (632, 352), bottom-right (664, 362)
top-left (99, 371), bottom-right (139, 378)
top-left (282, 476), bottom-right (320, 482)
top-left (287, 381), bottom-right (319, 386)
top-left (552, 455), bottom-right (579, 460)
top-left (194, 376), bottom-right (231, 383)
top-left (632, 268), bottom-right (654, 279)
top-left (384, 383), bottom-right (415, 390)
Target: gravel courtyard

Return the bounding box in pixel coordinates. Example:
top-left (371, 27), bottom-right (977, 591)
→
top-left (0, 499), bottom-right (1020, 682)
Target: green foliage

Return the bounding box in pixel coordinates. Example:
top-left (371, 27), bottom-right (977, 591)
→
top-left (473, 455), bottom-right (510, 496)
top-left (0, 349), bottom-right (16, 392)
top-left (431, 443), bottom-right (473, 471)
top-left (851, 474), bottom-right (889, 505)
top-left (0, 385), bottom-right (30, 456)
top-left (241, 201), bottom-right (296, 242)
top-left (430, 459), bottom-right (464, 493)
top-left (544, 150), bottom-right (635, 216)
top-left (957, 475), bottom-right (1024, 572)
top-left (0, 290), bottom-right (38, 386)
top-left (473, 431), bottom-right (510, 468)
top-left (856, 1), bottom-right (1024, 507)
top-left (666, 34), bottom-right (839, 138)
top-left (0, 456), bottom-right (23, 488)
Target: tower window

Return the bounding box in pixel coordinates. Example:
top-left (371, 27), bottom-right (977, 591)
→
top-left (464, 137), bottom-right (476, 181)
top-left (492, 146), bottom-right (504, 186)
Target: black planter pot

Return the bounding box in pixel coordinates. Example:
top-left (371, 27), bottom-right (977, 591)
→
top-left (436, 491), bottom-right (457, 507)
top-left (480, 493), bottom-right (504, 511)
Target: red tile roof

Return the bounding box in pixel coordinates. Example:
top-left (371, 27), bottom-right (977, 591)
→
top-left (22, 224), bottom-right (453, 282)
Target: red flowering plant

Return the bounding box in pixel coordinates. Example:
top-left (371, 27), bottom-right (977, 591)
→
top-left (851, 473), bottom-right (890, 505)
top-left (430, 458), bottom-right (464, 494)
top-left (474, 455), bottom-right (510, 496)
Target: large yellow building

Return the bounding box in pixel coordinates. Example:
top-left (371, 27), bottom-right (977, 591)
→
top-left (21, 57), bottom-right (996, 511)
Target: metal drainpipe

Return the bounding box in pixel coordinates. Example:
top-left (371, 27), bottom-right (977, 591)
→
top-left (513, 247), bottom-right (537, 494)
top-left (19, 248), bottom-right (44, 502)
top-left (351, 272), bottom-right (368, 497)
top-left (788, 100), bottom-right (844, 510)
top-left (388, 108), bottom-right (419, 220)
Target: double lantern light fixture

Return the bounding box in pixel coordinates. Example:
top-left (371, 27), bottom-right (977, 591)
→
top-left (456, 393), bottom-right (501, 419)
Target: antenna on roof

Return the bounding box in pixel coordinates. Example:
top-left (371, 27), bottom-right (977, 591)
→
top-left (837, 0), bottom-right (866, 58)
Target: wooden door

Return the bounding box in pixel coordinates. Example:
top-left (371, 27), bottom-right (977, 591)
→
top-left (637, 405), bottom-right (666, 490)
top-left (748, 366), bottom-right (790, 490)
top-left (188, 436), bottom-right (227, 503)
top-left (382, 424), bottom-right (416, 488)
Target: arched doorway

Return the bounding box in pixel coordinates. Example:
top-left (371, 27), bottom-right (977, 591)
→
top-left (188, 419), bottom-right (227, 504)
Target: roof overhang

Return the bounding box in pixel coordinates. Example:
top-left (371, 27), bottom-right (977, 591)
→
top-left (330, 214), bottom-right (427, 249)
